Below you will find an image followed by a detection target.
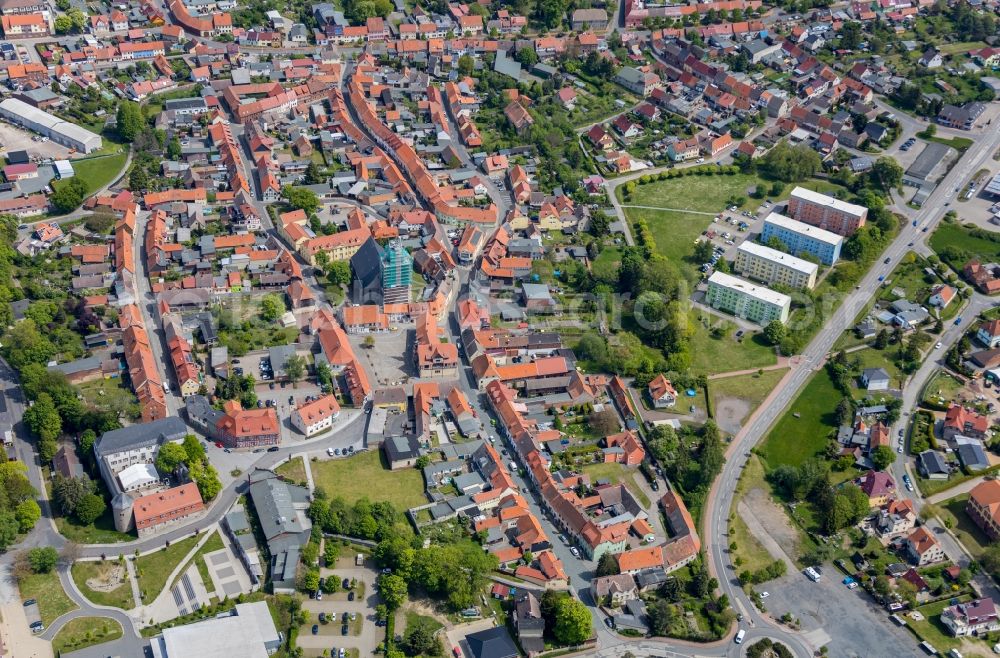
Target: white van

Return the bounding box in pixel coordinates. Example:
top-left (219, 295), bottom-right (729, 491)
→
top-left (735, 629), bottom-right (746, 644)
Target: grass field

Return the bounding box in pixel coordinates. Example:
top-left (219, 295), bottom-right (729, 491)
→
top-left (930, 222), bottom-right (1000, 267)
top-left (404, 609), bottom-right (444, 634)
top-left (18, 570), bottom-right (77, 626)
top-left (71, 560), bottom-right (135, 610)
top-left (54, 152), bottom-right (128, 196)
top-left (52, 616), bottom-right (123, 654)
top-left (56, 507), bottom-right (135, 545)
top-left (759, 369), bottom-right (841, 468)
top-left (688, 317), bottom-right (779, 375)
top-left (729, 454), bottom-right (780, 574)
top-left (926, 135), bottom-right (975, 152)
top-left (709, 368), bottom-right (788, 417)
top-left (936, 494), bottom-right (991, 558)
top-left (622, 207), bottom-right (713, 269)
top-left (134, 534), bottom-right (201, 604)
top-left (579, 462), bottom-right (651, 507)
top-left (591, 246), bottom-right (621, 281)
top-left (276, 456), bottom-right (309, 487)
top-left (906, 596), bottom-right (971, 654)
top-left (310, 450), bottom-right (427, 511)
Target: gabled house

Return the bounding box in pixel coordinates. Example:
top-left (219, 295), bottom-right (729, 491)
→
top-left (647, 374), bottom-right (677, 408)
top-left (904, 526), bottom-right (946, 566)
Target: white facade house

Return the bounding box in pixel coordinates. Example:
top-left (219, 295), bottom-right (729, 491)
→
top-left (290, 394), bottom-right (341, 436)
top-left (734, 241), bottom-right (818, 290)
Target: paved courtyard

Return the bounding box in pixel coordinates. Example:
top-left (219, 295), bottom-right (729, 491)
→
top-left (349, 328), bottom-right (412, 387)
top-left (204, 544), bottom-right (252, 599)
top-left (297, 555), bottom-right (382, 658)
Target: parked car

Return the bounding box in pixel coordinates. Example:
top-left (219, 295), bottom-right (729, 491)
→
top-left (348, 591), bottom-right (355, 601)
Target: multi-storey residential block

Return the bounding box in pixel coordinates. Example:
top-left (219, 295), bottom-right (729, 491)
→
top-left (967, 480), bottom-right (1000, 541)
top-left (761, 212), bottom-right (843, 265)
top-left (705, 271), bottom-right (790, 325)
top-left (735, 241), bottom-right (818, 289)
top-left (787, 186), bottom-right (868, 237)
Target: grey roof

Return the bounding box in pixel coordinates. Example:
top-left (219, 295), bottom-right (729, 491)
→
top-left (48, 356), bottom-right (102, 376)
top-left (385, 435), bottom-right (420, 462)
top-left (95, 417), bottom-right (187, 457)
top-left (956, 439), bottom-right (990, 471)
top-left (465, 627), bottom-right (518, 658)
top-left (863, 368), bottom-right (890, 383)
top-left (905, 142), bottom-right (952, 182)
top-left (247, 468), bottom-right (311, 546)
top-left (918, 450), bottom-right (949, 475)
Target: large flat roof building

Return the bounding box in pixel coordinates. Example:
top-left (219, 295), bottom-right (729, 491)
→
top-left (735, 240), bottom-right (818, 290)
top-left (705, 271), bottom-right (790, 325)
top-left (761, 211), bottom-right (843, 265)
top-left (0, 98), bottom-right (102, 153)
top-left (787, 186), bottom-right (867, 237)
top-left (150, 601), bottom-right (280, 658)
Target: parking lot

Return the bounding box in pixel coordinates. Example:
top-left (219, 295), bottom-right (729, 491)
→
top-left (759, 567), bottom-right (915, 657)
top-left (0, 123), bottom-right (73, 160)
top-left (698, 203), bottom-right (768, 275)
top-left (349, 328), bottom-right (412, 387)
top-left (297, 554), bottom-right (382, 658)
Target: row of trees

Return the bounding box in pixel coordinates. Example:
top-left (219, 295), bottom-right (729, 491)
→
top-left (154, 434), bottom-right (222, 501)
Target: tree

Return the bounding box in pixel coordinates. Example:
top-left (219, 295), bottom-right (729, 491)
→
top-left (54, 14), bottom-right (73, 33)
top-left (53, 475), bottom-right (92, 516)
top-left (759, 141), bottom-right (822, 182)
top-left (191, 462), bottom-right (222, 500)
top-left (282, 186), bottom-right (320, 215)
top-left (764, 320), bottom-right (785, 346)
top-left (260, 295), bottom-right (284, 322)
top-left (116, 101), bottom-right (144, 142)
top-left (404, 622), bottom-right (441, 656)
top-left (284, 355), bottom-right (306, 382)
top-left (834, 397), bottom-right (853, 427)
top-left (166, 137), bottom-right (182, 160)
top-left (304, 162), bottom-right (324, 185)
top-left (155, 442), bottom-right (189, 475)
top-left (873, 575), bottom-right (892, 598)
top-left (378, 573), bottom-right (407, 610)
top-left (872, 157), bottom-right (903, 191)
top-left (51, 177), bottom-right (89, 213)
top-left (182, 434), bottom-right (205, 464)
top-left (516, 47), bottom-right (538, 67)
top-left (327, 260), bottom-right (351, 286)
top-left (27, 546), bottom-right (58, 574)
top-left (554, 597), bottom-right (592, 645)
top-left (595, 552), bottom-right (620, 577)
top-left (647, 599), bottom-right (674, 636)
top-left (24, 393), bottom-right (61, 444)
top-left (870, 445), bottom-right (896, 471)
top-left (15, 499), bottom-right (40, 532)
top-left (457, 54), bottom-right (474, 76)
top-left (75, 493), bottom-right (106, 525)
top-left (589, 408), bottom-right (620, 436)
top-left (693, 240), bottom-right (715, 264)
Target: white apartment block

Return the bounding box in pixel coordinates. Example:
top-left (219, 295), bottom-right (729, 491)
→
top-left (705, 271), bottom-right (791, 325)
top-left (735, 241), bottom-right (818, 290)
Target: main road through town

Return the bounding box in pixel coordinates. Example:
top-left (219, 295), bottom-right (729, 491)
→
top-left (700, 111), bottom-right (1000, 656)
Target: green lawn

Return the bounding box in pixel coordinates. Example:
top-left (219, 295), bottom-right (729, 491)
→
top-left (926, 135), bottom-right (975, 152)
top-left (906, 596), bottom-right (972, 654)
top-left (54, 152), bottom-right (128, 196)
top-left (52, 616), bottom-right (123, 654)
top-left (622, 207), bottom-right (713, 272)
top-left (404, 610), bottom-right (444, 634)
top-left (276, 456), bottom-right (308, 487)
top-left (18, 570), bottom-right (77, 626)
top-left (709, 368), bottom-right (788, 417)
top-left (851, 347), bottom-right (905, 394)
top-left (56, 510), bottom-right (135, 545)
top-left (760, 369), bottom-right (841, 468)
top-left (173, 531), bottom-right (225, 595)
top-left (936, 494), bottom-right (991, 558)
top-left (310, 450), bottom-right (427, 511)
top-left (579, 462), bottom-right (651, 507)
top-left (71, 560), bottom-right (135, 610)
top-left (930, 222), bottom-right (1000, 268)
top-left (923, 369), bottom-right (967, 406)
top-left (134, 534), bottom-right (201, 604)
top-left (688, 318), bottom-right (778, 375)
top-left (591, 246), bottom-right (621, 282)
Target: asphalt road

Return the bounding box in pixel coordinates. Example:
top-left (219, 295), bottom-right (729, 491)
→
top-left (700, 102), bottom-right (1000, 656)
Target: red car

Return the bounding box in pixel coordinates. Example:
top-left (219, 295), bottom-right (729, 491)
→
top-left (214, 442), bottom-right (223, 449)
top-left (453, 648), bottom-right (461, 658)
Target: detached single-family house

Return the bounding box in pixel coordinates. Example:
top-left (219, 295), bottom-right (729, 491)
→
top-left (978, 319), bottom-right (1000, 348)
top-left (941, 598), bottom-right (1000, 637)
top-left (648, 374), bottom-right (677, 408)
top-left (904, 526), bottom-right (946, 566)
top-left (860, 368), bottom-right (891, 392)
